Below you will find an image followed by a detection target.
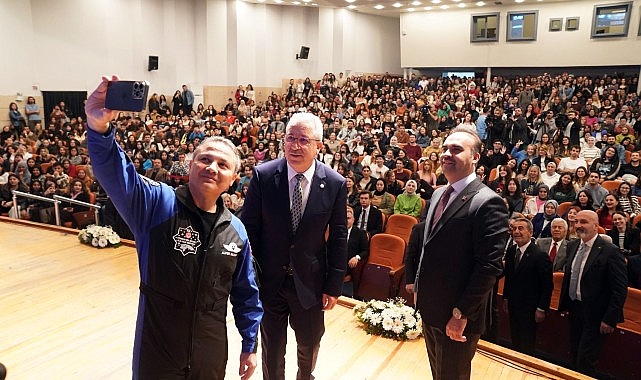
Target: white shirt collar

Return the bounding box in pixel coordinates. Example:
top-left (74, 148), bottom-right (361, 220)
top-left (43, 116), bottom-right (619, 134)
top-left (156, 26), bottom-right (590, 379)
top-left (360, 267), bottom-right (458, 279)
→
top-left (518, 240), bottom-right (531, 254)
top-left (581, 233), bottom-right (598, 249)
top-left (287, 161), bottom-right (316, 183)
top-left (448, 172), bottom-right (477, 194)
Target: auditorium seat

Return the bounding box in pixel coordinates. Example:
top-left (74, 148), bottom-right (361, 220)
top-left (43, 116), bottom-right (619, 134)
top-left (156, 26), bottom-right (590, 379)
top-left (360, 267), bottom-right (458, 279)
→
top-left (356, 233), bottom-right (405, 301)
top-left (620, 287), bottom-right (641, 334)
top-left (549, 272), bottom-right (564, 310)
top-left (556, 202), bottom-right (572, 218)
top-left (601, 180), bottom-right (622, 193)
top-left (384, 214), bottom-right (417, 244)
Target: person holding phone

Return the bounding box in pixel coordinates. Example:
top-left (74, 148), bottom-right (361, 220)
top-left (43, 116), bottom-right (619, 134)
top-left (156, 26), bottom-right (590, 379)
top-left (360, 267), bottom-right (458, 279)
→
top-left (85, 76), bottom-right (262, 380)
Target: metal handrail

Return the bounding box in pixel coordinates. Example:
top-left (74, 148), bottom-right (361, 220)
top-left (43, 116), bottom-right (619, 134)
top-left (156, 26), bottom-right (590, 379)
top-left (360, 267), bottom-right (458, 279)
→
top-left (53, 194), bottom-right (101, 226)
top-left (11, 190), bottom-right (62, 226)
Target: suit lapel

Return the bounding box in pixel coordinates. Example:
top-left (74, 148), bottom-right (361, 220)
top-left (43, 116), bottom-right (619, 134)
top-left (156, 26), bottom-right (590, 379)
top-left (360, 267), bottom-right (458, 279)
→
top-left (297, 161), bottom-right (326, 234)
top-left (274, 159), bottom-right (292, 232)
top-left (583, 237), bottom-right (604, 275)
top-left (429, 179), bottom-right (482, 238)
top-left (516, 243), bottom-right (535, 273)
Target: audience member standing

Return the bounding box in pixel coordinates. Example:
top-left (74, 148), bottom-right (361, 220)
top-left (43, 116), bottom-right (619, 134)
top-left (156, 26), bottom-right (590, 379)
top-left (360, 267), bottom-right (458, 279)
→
top-left (558, 210), bottom-right (627, 378)
top-left (503, 217), bottom-right (553, 356)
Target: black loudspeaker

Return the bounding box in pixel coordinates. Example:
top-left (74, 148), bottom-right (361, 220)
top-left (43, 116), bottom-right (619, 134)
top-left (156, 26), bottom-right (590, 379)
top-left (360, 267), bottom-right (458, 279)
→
top-left (296, 46), bottom-right (310, 60)
top-left (148, 56), bottom-right (159, 71)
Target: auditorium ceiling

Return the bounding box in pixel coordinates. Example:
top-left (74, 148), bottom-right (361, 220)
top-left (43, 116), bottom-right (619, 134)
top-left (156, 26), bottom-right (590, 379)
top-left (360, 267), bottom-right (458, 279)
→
top-left (241, 0), bottom-right (579, 17)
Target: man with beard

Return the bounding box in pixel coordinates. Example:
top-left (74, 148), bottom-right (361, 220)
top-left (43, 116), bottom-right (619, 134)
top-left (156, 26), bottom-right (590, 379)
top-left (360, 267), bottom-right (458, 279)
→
top-left (558, 210), bottom-right (627, 377)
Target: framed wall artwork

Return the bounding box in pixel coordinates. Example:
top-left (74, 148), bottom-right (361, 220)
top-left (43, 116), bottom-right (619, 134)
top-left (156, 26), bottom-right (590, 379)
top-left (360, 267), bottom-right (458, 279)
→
top-left (549, 18), bottom-right (563, 31)
top-left (566, 17), bottom-right (580, 30)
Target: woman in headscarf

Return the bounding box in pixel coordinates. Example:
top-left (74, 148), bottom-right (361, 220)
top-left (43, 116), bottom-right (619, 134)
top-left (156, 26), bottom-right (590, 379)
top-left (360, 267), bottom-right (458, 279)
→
top-left (371, 178), bottom-right (395, 217)
top-left (524, 184), bottom-right (549, 218)
top-left (532, 199), bottom-right (559, 238)
top-left (393, 179), bottom-right (422, 218)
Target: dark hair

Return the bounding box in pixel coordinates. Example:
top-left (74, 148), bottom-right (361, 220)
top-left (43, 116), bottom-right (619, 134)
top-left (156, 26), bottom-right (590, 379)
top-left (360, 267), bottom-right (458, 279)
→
top-left (359, 190), bottom-right (371, 197)
top-left (574, 190), bottom-right (594, 210)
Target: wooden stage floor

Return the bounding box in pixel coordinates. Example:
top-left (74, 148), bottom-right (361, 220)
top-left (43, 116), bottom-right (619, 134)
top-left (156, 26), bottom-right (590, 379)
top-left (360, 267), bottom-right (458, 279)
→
top-left (0, 219), bottom-right (590, 379)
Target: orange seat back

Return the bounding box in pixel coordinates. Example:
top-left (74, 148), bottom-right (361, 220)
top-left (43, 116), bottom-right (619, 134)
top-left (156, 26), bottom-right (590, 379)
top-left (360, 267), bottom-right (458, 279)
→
top-left (368, 233), bottom-right (405, 269)
top-left (384, 214), bottom-right (417, 243)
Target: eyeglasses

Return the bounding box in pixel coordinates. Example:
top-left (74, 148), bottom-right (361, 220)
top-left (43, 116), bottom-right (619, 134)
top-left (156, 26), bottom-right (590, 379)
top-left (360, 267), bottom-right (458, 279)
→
top-left (285, 135), bottom-right (317, 146)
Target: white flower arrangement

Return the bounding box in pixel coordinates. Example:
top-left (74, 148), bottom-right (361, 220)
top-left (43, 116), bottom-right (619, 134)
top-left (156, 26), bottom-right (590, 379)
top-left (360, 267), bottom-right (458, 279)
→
top-left (354, 297), bottom-right (423, 341)
top-left (78, 225), bottom-right (122, 248)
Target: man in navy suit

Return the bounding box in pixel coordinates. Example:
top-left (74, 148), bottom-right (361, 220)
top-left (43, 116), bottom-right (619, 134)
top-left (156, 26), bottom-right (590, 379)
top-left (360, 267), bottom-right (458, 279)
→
top-left (503, 217), bottom-right (553, 356)
top-left (353, 190), bottom-right (383, 237)
top-left (414, 128), bottom-right (508, 379)
top-left (558, 210), bottom-right (627, 377)
top-left (242, 112), bottom-right (347, 380)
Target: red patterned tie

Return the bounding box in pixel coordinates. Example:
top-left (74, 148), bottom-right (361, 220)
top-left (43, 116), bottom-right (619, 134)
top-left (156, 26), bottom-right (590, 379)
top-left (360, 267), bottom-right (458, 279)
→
top-left (549, 241), bottom-right (557, 264)
top-left (432, 186), bottom-right (453, 228)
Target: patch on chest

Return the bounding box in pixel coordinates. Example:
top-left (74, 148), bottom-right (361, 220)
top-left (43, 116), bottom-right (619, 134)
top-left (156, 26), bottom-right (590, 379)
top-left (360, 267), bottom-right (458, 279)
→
top-left (173, 225), bottom-right (202, 256)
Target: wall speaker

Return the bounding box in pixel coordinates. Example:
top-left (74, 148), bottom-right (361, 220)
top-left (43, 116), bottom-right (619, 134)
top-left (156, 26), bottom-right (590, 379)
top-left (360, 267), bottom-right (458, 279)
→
top-left (296, 46), bottom-right (310, 60)
top-left (148, 56), bottom-right (159, 71)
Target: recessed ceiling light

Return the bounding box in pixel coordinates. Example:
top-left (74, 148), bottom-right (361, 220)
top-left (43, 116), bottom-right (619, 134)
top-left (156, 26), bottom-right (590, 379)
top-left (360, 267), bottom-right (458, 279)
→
top-left (431, 0), bottom-right (441, 3)
top-left (256, 0), bottom-right (265, 3)
top-left (411, 1), bottom-right (422, 5)
top-left (345, 0), bottom-right (356, 2)
top-left (457, 3), bottom-right (466, 6)
top-left (302, 0), bottom-right (311, 2)
top-left (452, 0), bottom-right (461, 2)
top-left (440, 4), bottom-right (449, 9)
top-left (347, 4), bottom-right (357, 8)
top-left (408, 7), bottom-right (415, 11)
top-left (515, 0), bottom-right (524, 2)
top-left (476, 1), bottom-right (485, 5)
top-left (274, 0), bottom-right (283, 3)
top-left (374, 4), bottom-right (385, 9)
top-left (393, 2), bottom-right (403, 7)
top-left (423, 5), bottom-right (432, 9)
top-left (292, 1), bottom-right (300, 4)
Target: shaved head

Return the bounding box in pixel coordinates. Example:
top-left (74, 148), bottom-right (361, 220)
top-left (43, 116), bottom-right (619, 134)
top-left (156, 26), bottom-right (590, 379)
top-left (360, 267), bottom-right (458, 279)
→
top-left (575, 210), bottom-right (599, 242)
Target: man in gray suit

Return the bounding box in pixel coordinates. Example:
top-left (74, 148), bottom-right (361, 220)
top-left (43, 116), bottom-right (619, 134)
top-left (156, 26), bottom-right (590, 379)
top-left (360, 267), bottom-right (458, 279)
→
top-left (414, 127), bottom-right (508, 379)
top-left (535, 217), bottom-right (571, 272)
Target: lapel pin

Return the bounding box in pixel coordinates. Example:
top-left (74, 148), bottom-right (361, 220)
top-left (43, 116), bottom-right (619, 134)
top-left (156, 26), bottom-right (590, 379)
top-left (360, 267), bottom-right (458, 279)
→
top-left (461, 195), bottom-right (468, 202)
top-left (320, 183), bottom-right (325, 188)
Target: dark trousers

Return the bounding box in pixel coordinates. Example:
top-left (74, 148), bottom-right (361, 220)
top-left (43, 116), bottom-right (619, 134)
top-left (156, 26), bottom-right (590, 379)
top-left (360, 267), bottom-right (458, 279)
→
top-left (422, 324), bottom-right (480, 380)
top-left (261, 276), bottom-right (325, 380)
top-left (508, 306), bottom-right (538, 356)
top-left (568, 300), bottom-right (606, 378)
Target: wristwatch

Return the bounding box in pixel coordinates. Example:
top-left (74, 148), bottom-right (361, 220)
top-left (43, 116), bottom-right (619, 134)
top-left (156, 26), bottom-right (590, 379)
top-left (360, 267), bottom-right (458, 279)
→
top-left (452, 307), bottom-right (466, 320)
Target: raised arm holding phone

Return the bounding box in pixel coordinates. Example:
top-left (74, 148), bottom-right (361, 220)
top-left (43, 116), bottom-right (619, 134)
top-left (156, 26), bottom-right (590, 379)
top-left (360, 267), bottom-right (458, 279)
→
top-left (85, 76), bottom-right (262, 380)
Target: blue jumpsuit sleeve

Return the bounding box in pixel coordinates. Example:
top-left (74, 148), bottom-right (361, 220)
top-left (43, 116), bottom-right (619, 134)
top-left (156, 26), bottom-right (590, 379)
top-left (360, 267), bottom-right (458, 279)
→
top-left (229, 217), bottom-right (263, 353)
top-left (86, 127), bottom-right (175, 237)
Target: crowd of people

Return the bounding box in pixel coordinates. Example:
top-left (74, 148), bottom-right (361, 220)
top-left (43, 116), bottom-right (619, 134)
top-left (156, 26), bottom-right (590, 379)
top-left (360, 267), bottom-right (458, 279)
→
top-left (2, 70), bottom-right (641, 377)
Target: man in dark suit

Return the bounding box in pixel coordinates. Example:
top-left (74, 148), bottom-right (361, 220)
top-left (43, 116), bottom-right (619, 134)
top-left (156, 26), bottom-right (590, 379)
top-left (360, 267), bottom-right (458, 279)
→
top-left (353, 190), bottom-right (384, 237)
top-left (242, 112), bottom-right (347, 380)
top-left (414, 128), bottom-right (508, 379)
top-left (504, 217), bottom-right (553, 356)
top-left (558, 210), bottom-right (628, 377)
top-left (535, 217), bottom-right (571, 272)
top-left (343, 205), bottom-right (369, 297)
top-left (405, 221), bottom-right (425, 295)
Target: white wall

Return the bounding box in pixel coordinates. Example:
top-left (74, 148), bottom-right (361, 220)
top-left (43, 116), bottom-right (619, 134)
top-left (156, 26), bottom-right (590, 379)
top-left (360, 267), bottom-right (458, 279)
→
top-left (0, 0), bottom-right (401, 97)
top-left (400, 0), bottom-right (641, 68)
